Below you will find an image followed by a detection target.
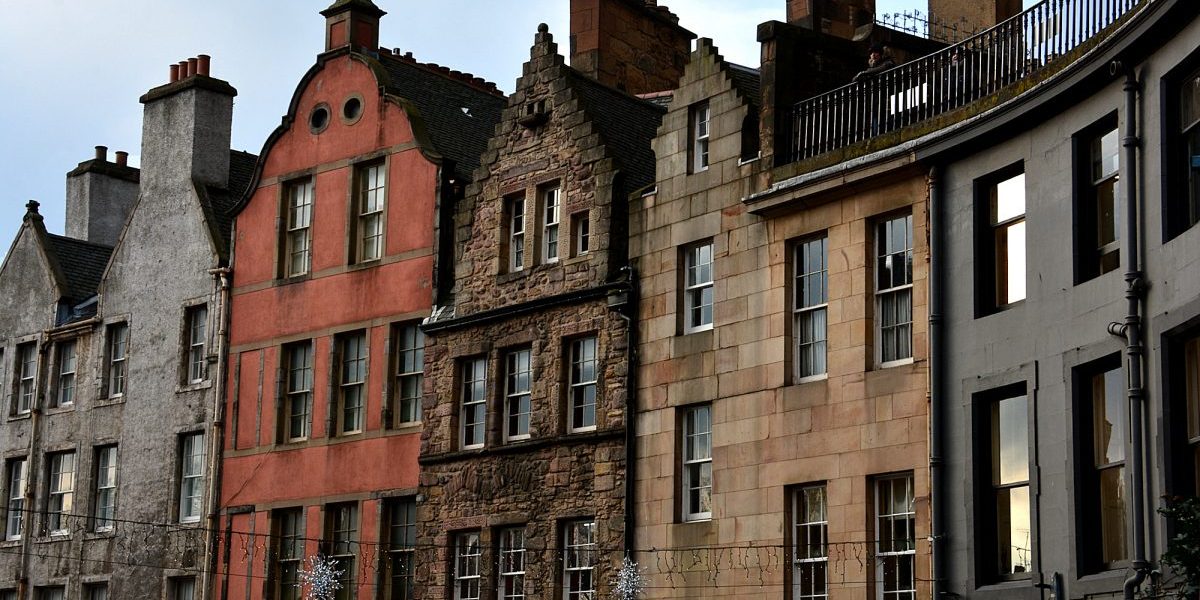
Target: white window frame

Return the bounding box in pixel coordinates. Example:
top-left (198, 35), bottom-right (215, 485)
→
top-left (509, 195), bottom-right (526, 272)
top-left (47, 451), bottom-right (75, 536)
top-left (93, 446), bottom-right (117, 532)
top-left (55, 340), bottom-right (76, 407)
top-left (569, 337), bottom-right (598, 433)
top-left (16, 343), bottom-right (36, 414)
top-left (563, 520), bottom-right (596, 600)
top-left (394, 323), bottom-right (424, 425)
top-left (275, 507), bottom-right (305, 600)
top-left (461, 358), bottom-right (487, 449)
top-left (338, 331), bottom-right (367, 435)
top-left (357, 161), bottom-right (386, 263)
top-left (573, 212), bottom-right (590, 257)
top-left (875, 215), bottom-right (914, 367)
top-left (107, 323), bottom-right (129, 398)
top-left (504, 349), bottom-right (532, 442)
top-left (5, 458), bottom-right (25, 541)
top-left (542, 186), bottom-right (561, 263)
top-left (498, 527), bottom-right (526, 600)
top-left (284, 342), bottom-right (314, 442)
top-left (682, 405), bottom-right (712, 521)
top-left (385, 499), bottom-right (416, 600)
top-left (874, 473), bottom-right (916, 600)
top-left (186, 305), bottom-right (208, 384)
top-left (691, 101), bottom-right (711, 173)
top-left (285, 177), bottom-right (314, 277)
top-left (327, 502), bottom-right (357, 599)
top-left (794, 236), bottom-right (828, 381)
top-left (792, 485), bottom-right (828, 600)
top-left (988, 172), bottom-right (1027, 307)
top-left (179, 432), bottom-right (205, 523)
top-left (683, 242), bottom-right (715, 333)
top-left (454, 531), bottom-right (482, 600)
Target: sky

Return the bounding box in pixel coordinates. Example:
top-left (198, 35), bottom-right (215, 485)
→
top-left (0, 0), bottom-right (938, 248)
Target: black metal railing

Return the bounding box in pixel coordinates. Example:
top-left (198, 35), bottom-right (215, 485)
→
top-left (878, 10), bottom-right (983, 44)
top-left (791, 0), bottom-right (1146, 163)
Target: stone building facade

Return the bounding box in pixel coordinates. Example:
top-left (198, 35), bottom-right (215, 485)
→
top-left (631, 37), bottom-right (931, 599)
top-left (216, 2), bottom-right (504, 600)
top-left (416, 21), bottom-right (666, 600)
top-left (0, 57), bottom-right (254, 599)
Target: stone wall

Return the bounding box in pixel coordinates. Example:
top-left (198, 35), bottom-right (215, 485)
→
top-left (569, 0), bottom-right (693, 95)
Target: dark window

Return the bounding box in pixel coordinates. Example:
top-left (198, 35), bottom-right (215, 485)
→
top-left (1074, 356), bottom-right (1128, 571)
top-left (741, 110), bottom-right (761, 162)
top-left (14, 342), bottom-right (36, 414)
top-left (453, 531), bottom-right (482, 600)
top-left (336, 331), bottom-right (367, 435)
top-left (106, 323), bottom-right (129, 398)
top-left (273, 508), bottom-right (304, 600)
top-left (790, 484), bottom-right (828, 600)
top-left (503, 348), bottom-right (532, 442)
top-left (391, 324), bottom-right (423, 426)
top-left (184, 304), bottom-right (208, 384)
top-left (282, 177), bottom-right (314, 277)
top-left (460, 357), bottom-right (487, 449)
top-left (874, 473), bottom-right (916, 600)
top-left (681, 405), bottom-right (712, 522)
top-left (353, 161), bottom-right (386, 263)
top-left (54, 340), bottom-right (76, 408)
top-left (794, 235), bottom-right (829, 380)
top-left (384, 498), bottom-right (416, 600)
top-left (973, 384), bottom-right (1033, 582)
top-left (1166, 66), bottom-right (1200, 239)
top-left (876, 214), bottom-right (914, 365)
top-left (569, 337), bottom-right (598, 432)
top-left (1074, 117), bottom-right (1120, 282)
top-left (497, 527), bottom-right (526, 600)
top-left (974, 165), bottom-right (1026, 316)
top-left (281, 341), bottom-right (314, 442)
top-left (689, 102), bottom-right (711, 173)
top-left (325, 503), bottom-right (358, 600)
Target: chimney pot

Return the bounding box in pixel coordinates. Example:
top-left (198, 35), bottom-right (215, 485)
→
top-left (115, 151), bottom-right (129, 167)
top-left (187, 57), bottom-right (198, 77)
top-left (95, 146), bottom-right (108, 161)
top-left (170, 64), bottom-right (180, 83)
top-left (197, 54), bottom-right (211, 76)
top-left (178, 61), bottom-right (190, 79)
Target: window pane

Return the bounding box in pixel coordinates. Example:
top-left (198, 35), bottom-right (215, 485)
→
top-left (1093, 367), bottom-right (1126, 466)
top-left (1186, 336), bottom-right (1199, 441)
top-left (1099, 465), bottom-right (1128, 563)
top-left (996, 485), bottom-right (1032, 575)
top-left (994, 395), bottom-right (1029, 485)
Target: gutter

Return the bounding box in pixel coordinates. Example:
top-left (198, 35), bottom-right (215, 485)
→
top-left (927, 166), bottom-right (947, 598)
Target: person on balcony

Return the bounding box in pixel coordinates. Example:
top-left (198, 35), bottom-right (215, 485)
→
top-left (852, 44), bottom-right (895, 83)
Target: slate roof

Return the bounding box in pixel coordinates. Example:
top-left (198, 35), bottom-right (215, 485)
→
top-left (727, 62), bottom-right (761, 112)
top-left (378, 55), bottom-right (506, 181)
top-left (203, 149), bottom-right (258, 259)
top-left (44, 234), bottom-right (113, 303)
top-left (567, 70), bottom-right (665, 192)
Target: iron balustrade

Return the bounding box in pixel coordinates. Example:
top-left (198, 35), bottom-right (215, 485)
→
top-left (790, 0), bottom-right (1146, 163)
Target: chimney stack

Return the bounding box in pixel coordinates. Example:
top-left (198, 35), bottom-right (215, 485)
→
top-left (321, 0), bottom-right (387, 53)
top-left (569, 0), bottom-right (695, 95)
top-left (66, 145), bottom-right (139, 246)
top-left (928, 0), bottom-right (1021, 38)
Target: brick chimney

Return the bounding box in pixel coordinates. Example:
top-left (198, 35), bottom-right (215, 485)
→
top-left (138, 55), bottom-right (236, 194)
top-left (928, 0), bottom-right (1022, 37)
top-left (569, 0), bottom-right (696, 95)
top-left (321, 0), bottom-right (386, 53)
top-left (64, 145), bottom-right (140, 246)
top-left (787, 0), bottom-right (876, 39)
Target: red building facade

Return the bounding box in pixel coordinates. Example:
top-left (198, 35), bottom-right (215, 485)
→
top-left (216, 2), bottom-right (502, 599)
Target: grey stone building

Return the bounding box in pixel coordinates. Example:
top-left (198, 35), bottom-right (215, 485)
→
top-left (0, 58), bottom-right (254, 600)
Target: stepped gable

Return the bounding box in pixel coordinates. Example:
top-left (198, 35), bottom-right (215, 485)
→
top-left (378, 51), bottom-right (506, 182)
top-left (203, 149), bottom-right (259, 260)
top-left (44, 233), bottom-right (113, 303)
top-left (566, 69), bottom-right (664, 192)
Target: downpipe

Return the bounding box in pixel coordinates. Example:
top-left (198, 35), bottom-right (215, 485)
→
top-left (927, 166), bottom-right (947, 598)
top-left (611, 264), bottom-right (640, 558)
top-left (1106, 61), bottom-right (1151, 600)
top-left (204, 264), bottom-right (232, 600)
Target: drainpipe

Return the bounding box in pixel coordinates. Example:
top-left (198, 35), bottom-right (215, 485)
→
top-left (612, 264), bottom-right (640, 558)
top-left (927, 166), bottom-right (947, 598)
top-left (203, 264), bottom-right (232, 600)
top-left (1105, 62), bottom-right (1151, 600)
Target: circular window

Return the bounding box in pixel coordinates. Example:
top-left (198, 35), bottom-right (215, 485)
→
top-left (341, 94), bottom-right (365, 125)
top-left (309, 104), bottom-right (330, 133)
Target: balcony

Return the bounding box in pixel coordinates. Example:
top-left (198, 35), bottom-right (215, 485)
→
top-left (787, 0), bottom-right (1148, 166)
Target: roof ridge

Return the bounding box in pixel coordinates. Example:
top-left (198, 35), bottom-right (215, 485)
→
top-left (46, 232), bottom-right (114, 251)
top-left (379, 49), bottom-right (504, 97)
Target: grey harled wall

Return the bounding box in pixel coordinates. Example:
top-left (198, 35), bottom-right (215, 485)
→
top-left (65, 165), bottom-right (139, 247)
top-left (938, 11), bottom-right (1200, 599)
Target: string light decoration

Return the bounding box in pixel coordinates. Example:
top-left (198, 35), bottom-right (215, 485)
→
top-left (612, 556), bottom-right (646, 600)
top-left (297, 555), bottom-right (344, 600)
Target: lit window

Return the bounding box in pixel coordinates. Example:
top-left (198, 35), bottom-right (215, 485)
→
top-left (284, 178), bottom-right (314, 277)
top-left (875, 473), bottom-right (916, 600)
top-left (792, 485), bottom-right (828, 600)
top-left (498, 527), bottom-right (526, 600)
top-left (986, 171), bottom-right (1027, 308)
top-left (274, 508), bottom-right (304, 600)
top-left (569, 337), bottom-right (598, 432)
top-left (683, 242), bottom-right (714, 333)
top-left (876, 214), bottom-right (914, 365)
top-left (55, 341), bottom-right (76, 407)
top-left (1077, 123), bottom-right (1120, 281)
top-left (563, 520), bottom-right (596, 599)
top-left (573, 212), bottom-right (590, 256)
top-left (93, 445), bottom-right (117, 532)
top-left (794, 236), bottom-right (828, 380)
top-left (15, 342), bottom-right (36, 414)
top-left (337, 331), bottom-right (367, 435)
top-left (326, 503), bottom-right (358, 600)
top-left (179, 432), bottom-right (205, 523)
top-left (543, 186), bottom-right (560, 263)
top-left (107, 323), bottom-right (129, 398)
top-left (504, 349), bottom-right (532, 441)
top-left (5, 458), bottom-right (26, 540)
top-left (393, 324), bottom-right (424, 426)
top-left (1084, 363), bottom-right (1128, 567)
top-left (453, 531), bottom-right (482, 600)
top-left (682, 405), bottom-right (712, 521)
top-left (283, 341), bottom-right (314, 442)
top-left (979, 388), bottom-right (1032, 578)
top-left (690, 102), bottom-right (711, 173)
top-left (461, 358), bottom-right (487, 449)
top-left (1186, 336), bottom-right (1200, 494)
top-left (385, 498), bottom-right (416, 600)
top-left (185, 305), bottom-right (208, 384)
top-left (47, 451), bottom-right (75, 535)
top-left (509, 195), bottom-right (526, 272)
top-left (356, 162), bottom-right (386, 262)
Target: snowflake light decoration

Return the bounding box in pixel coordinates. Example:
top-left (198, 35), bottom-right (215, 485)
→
top-left (612, 556), bottom-right (647, 600)
top-left (297, 555), bottom-right (344, 600)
